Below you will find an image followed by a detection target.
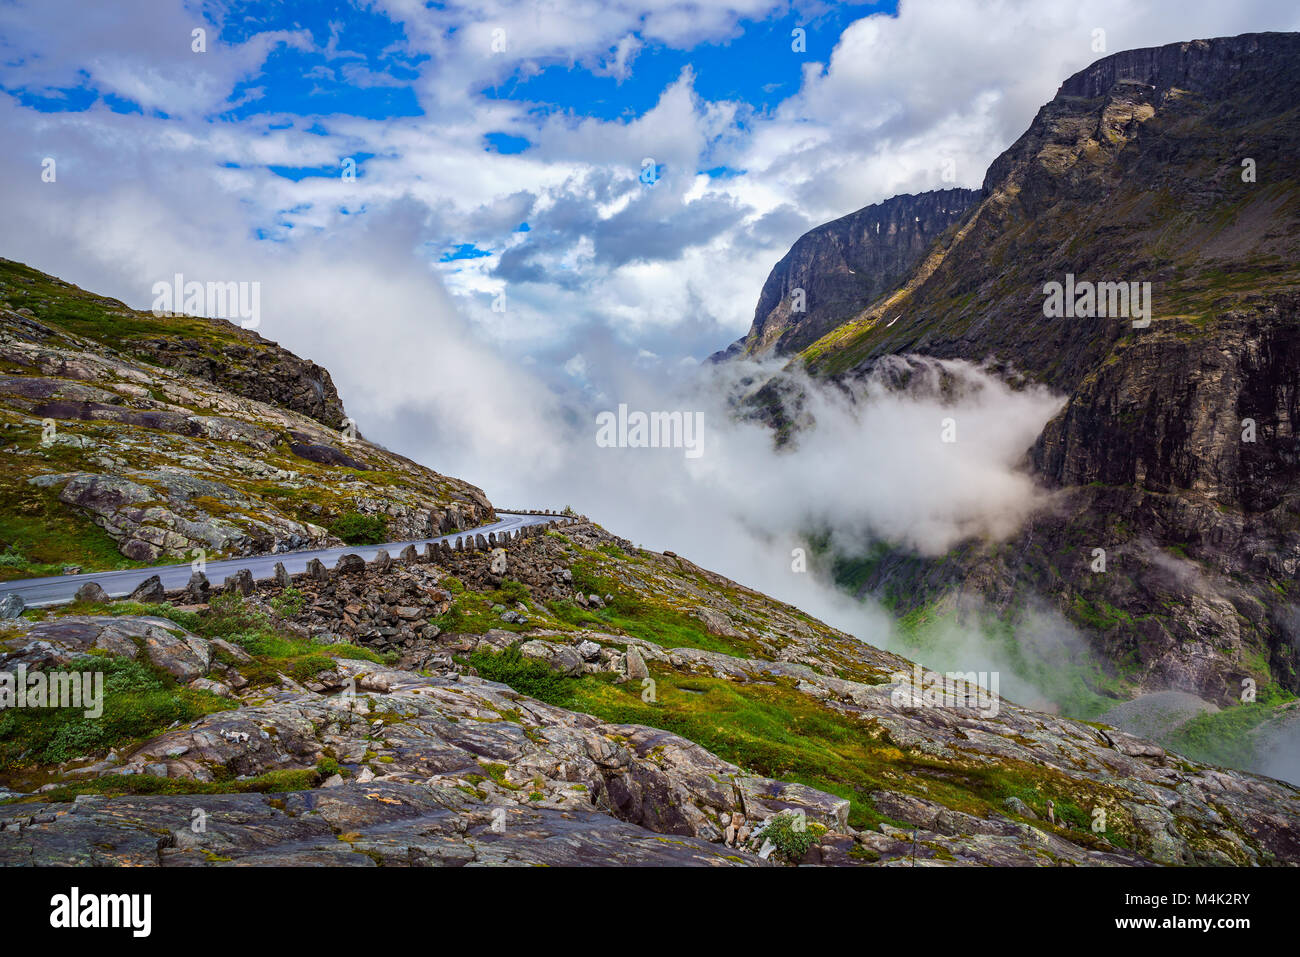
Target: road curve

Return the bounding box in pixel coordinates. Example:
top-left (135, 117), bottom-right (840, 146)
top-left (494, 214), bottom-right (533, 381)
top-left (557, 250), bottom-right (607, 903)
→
top-left (0, 511), bottom-right (561, 609)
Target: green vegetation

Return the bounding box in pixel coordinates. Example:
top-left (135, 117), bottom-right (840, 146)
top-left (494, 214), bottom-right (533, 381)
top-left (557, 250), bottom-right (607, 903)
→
top-left (465, 643), bottom-right (575, 705)
top-left (0, 258), bottom-right (250, 354)
top-left (270, 586), bottom-right (306, 617)
top-left (545, 557), bottom-right (753, 657)
top-left (194, 594), bottom-right (393, 685)
top-left (327, 511), bottom-right (389, 545)
top-left (460, 643), bottom-right (1130, 843)
top-left (0, 485), bottom-right (145, 582)
top-left (0, 592), bottom-right (404, 783)
top-left (4, 766), bottom-right (331, 804)
top-left (1168, 686), bottom-right (1298, 769)
top-left (756, 812), bottom-right (825, 864)
top-left (0, 656), bottom-right (232, 771)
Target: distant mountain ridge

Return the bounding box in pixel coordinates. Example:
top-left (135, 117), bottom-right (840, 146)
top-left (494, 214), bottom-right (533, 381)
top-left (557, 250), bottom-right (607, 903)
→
top-left (719, 33), bottom-right (1300, 714)
top-left (712, 188), bottom-right (979, 361)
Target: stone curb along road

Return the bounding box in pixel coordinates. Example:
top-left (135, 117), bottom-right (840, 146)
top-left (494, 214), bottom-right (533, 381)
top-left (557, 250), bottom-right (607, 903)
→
top-left (0, 510), bottom-right (567, 608)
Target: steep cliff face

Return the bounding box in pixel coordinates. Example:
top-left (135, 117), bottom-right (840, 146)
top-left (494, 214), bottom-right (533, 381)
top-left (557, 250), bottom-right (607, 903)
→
top-left (719, 189), bottom-right (979, 360)
top-left (739, 34), bottom-right (1300, 707)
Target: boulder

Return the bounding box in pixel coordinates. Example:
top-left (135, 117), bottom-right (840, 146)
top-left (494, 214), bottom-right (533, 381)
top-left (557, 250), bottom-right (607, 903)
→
top-left (0, 593), bottom-right (24, 619)
top-left (694, 607), bottom-right (739, 637)
top-left (74, 581), bottom-right (110, 604)
top-left (225, 568), bottom-right (254, 597)
top-left (182, 571), bottom-right (210, 603)
top-left (4, 616), bottom-right (214, 683)
top-left (624, 646), bottom-right (650, 680)
top-left (335, 554), bottom-right (365, 576)
top-left (128, 575), bottom-right (166, 604)
top-left (189, 677), bottom-right (234, 698)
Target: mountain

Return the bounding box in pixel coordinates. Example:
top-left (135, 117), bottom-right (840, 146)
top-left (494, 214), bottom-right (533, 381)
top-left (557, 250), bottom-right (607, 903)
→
top-left (4, 260), bottom-right (1299, 865)
top-left (0, 258), bottom-right (492, 578)
top-left (721, 34), bottom-right (1300, 744)
top-left (711, 188), bottom-right (980, 361)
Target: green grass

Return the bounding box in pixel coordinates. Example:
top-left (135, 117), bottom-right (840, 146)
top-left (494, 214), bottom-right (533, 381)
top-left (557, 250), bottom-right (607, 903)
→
top-left (3, 766), bottom-right (331, 804)
top-left (465, 643), bottom-right (576, 705)
top-left (0, 656), bottom-right (233, 772)
top-left (0, 485), bottom-right (144, 582)
top-left (462, 644), bottom-right (1133, 843)
top-left (190, 594), bottom-right (394, 684)
top-left (543, 558), bottom-right (754, 657)
top-left (1167, 686), bottom-right (1298, 769)
top-left (0, 258), bottom-right (249, 353)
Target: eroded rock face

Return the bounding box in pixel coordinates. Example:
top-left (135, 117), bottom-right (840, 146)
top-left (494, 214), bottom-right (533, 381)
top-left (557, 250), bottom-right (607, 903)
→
top-left (83, 657), bottom-right (846, 841)
top-left (5, 520), bottom-right (1300, 866)
top-left (716, 188), bottom-right (979, 360)
top-left (0, 615), bottom-right (216, 683)
top-left (131, 336), bottom-right (347, 431)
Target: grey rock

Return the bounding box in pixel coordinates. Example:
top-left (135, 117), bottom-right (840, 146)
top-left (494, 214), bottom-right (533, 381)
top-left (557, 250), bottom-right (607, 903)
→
top-left (0, 593), bottom-right (25, 619)
top-left (624, 646), bottom-right (649, 680)
top-left (127, 575), bottom-right (166, 604)
top-left (73, 581), bottom-right (110, 604)
top-left (225, 568), bottom-right (254, 597)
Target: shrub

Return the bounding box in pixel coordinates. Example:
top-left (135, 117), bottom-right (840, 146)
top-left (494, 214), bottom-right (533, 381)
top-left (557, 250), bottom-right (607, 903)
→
top-left (752, 812), bottom-right (823, 865)
top-left (490, 579), bottom-right (530, 606)
top-left (198, 593), bottom-right (270, 638)
top-left (0, 656), bottom-right (229, 770)
top-left (271, 586), bottom-right (305, 617)
top-left (465, 644), bottom-right (573, 705)
top-left (328, 512), bottom-right (388, 545)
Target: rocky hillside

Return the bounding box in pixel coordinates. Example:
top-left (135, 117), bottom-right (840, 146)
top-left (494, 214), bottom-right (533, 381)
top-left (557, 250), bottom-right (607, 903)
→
top-left (3, 521), bottom-right (1299, 866)
top-left (0, 258), bottom-right (492, 578)
top-left (713, 188), bottom-right (979, 361)
top-left (722, 34), bottom-right (1300, 745)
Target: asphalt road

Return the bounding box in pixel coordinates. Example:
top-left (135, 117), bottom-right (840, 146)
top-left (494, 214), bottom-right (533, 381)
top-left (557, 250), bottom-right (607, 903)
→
top-left (0, 511), bottom-right (560, 608)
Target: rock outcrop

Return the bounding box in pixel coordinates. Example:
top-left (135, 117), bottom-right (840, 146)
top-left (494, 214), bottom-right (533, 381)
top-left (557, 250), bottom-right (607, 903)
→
top-left (715, 188), bottom-right (979, 360)
top-left (0, 258), bottom-right (492, 567)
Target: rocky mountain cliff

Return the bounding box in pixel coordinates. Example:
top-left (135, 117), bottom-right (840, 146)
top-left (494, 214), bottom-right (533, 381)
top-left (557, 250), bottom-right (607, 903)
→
top-left (0, 258), bottom-right (491, 576)
top-left (713, 188), bottom-right (979, 361)
top-left (3, 259), bottom-right (1298, 866)
top-left (722, 34), bottom-right (1300, 750)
